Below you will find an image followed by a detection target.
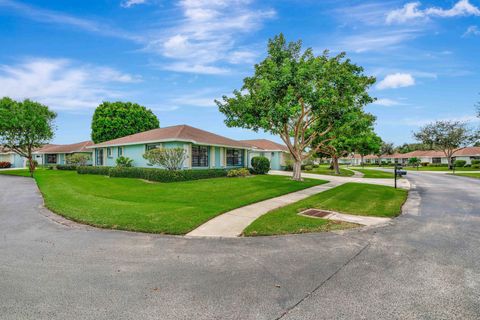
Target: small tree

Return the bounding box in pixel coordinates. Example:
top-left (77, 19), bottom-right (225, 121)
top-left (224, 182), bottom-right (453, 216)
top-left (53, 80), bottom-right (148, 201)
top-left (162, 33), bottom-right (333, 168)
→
top-left (91, 101), bottom-right (160, 143)
top-left (413, 120), bottom-right (478, 169)
top-left (66, 153), bottom-right (91, 166)
top-left (143, 147), bottom-right (187, 171)
top-left (355, 132), bottom-right (381, 167)
top-left (376, 142), bottom-right (394, 166)
top-left (408, 157), bottom-right (421, 170)
top-left (0, 98), bottom-right (56, 177)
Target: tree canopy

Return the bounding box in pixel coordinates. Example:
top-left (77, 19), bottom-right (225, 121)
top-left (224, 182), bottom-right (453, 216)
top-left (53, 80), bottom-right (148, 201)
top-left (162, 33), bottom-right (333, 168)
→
top-left (91, 101), bottom-right (160, 144)
top-left (216, 33), bottom-right (375, 180)
top-left (0, 97), bottom-right (56, 176)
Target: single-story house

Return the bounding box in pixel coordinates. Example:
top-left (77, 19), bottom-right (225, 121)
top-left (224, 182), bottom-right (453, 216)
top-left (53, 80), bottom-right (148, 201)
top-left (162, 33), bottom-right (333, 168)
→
top-left (340, 147), bottom-right (480, 165)
top-left (240, 139), bottom-right (289, 170)
top-left (0, 146), bottom-right (27, 168)
top-left (88, 125), bottom-right (289, 170)
top-left (35, 141), bottom-right (94, 166)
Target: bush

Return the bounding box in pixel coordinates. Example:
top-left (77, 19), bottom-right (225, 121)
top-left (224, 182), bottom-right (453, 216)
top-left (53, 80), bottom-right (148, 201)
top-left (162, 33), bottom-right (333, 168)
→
top-left (108, 167), bottom-right (229, 182)
top-left (420, 162), bottom-right (429, 167)
top-left (77, 166), bottom-right (111, 175)
top-left (66, 153), bottom-right (90, 166)
top-left (116, 156), bottom-right (133, 167)
top-left (454, 160), bottom-right (466, 167)
top-left (312, 164), bottom-right (319, 168)
top-left (304, 165), bottom-right (313, 171)
top-left (0, 161), bottom-right (11, 168)
top-left (471, 160), bottom-right (480, 165)
top-left (472, 164), bottom-right (480, 169)
top-left (250, 156), bottom-right (270, 174)
top-left (57, 164), bottom-right (77, 170)
top-left (227, 168), bottom-right (251, 177)
top-left (428, 163), bottom-right (448, 167)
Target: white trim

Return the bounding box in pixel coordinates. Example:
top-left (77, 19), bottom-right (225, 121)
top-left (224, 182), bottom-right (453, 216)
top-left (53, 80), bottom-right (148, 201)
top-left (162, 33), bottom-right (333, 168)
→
top-left (210, 147), bottom-right (215, 167)
top-left (87, 138), bottom-right (251, 150)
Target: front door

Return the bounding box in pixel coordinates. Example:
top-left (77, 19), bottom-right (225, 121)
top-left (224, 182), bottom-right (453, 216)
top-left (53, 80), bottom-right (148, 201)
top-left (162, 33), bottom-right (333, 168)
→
top-left (96, 149), bottom-right (104, 166)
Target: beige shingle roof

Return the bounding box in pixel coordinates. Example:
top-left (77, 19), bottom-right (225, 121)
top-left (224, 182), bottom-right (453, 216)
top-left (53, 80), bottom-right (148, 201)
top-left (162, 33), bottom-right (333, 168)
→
top-left (240, 139), bottom-right (289, 152)
top-left (347, 147), bottom-right (480, 159)
top-left (90, 125), bottom-right (248, 149)
top-left (37, 141), bottom-right (93, 154)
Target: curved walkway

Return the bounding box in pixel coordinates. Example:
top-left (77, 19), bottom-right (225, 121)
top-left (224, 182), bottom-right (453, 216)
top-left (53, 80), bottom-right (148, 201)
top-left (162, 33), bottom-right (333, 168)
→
top-left (1, 173), bottom-right (479, 319)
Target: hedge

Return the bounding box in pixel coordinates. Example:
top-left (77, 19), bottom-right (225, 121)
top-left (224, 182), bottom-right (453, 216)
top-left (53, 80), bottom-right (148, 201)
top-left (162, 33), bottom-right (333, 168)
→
top-left (77, 166), bottom-right (112, 175)
top-left (57, 164), bottom-right (77, 171)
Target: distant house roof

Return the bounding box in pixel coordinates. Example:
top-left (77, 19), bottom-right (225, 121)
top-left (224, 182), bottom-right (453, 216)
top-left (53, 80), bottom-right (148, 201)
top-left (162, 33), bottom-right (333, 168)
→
top-left (345, 147), bottom-right (480, 160)
top-left (240, 139), bottom-right (289, 152)
top-left (37, 141), bottom-right (93, 154)
top-left (89, 125), bottom-right (248, 149)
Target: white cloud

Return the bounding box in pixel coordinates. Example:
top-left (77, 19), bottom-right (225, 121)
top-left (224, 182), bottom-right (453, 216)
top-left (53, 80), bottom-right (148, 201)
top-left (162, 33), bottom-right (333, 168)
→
top-left (340, 29), bottom-right (419, 53)
top-left (386, 0), bottom-right (480, 24)
top-left (0, 58), bottom-right (140, 111)
top-left (121, 0), bottom-right (147, 8)
top-left (372, 98), bottom-right (403, 107)
top-left (463, 25), bottom-right (480, 37)
top-left (377, 73), bottom-right (415, 90)
top-left (145, 0), bottom-right (275, 74)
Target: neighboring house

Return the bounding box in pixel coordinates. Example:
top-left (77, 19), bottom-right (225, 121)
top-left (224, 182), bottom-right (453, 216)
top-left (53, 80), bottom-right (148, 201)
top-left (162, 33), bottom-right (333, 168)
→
top-left (35, 141), bottom-right (94, 166)
top-left (340, 147), bottom-right (480, 165)
top-left (240, 139), bottom-right (290, 170)
top-left (0, 146), bottom-right (26, 168)
top-left (88, 125), bottom-right (252, 169)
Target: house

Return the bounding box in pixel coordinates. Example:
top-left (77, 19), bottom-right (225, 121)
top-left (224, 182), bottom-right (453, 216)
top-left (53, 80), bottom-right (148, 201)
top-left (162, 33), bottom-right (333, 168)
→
top-left (0, 146), bottom-right (27, 168)
top-left (340, 147), bottom-right (480, 165)
top-left (240, 139), bottom-right (289, 170)
top-left (35, 141), bottom-right (94, 166)
top-left (88, 125), bottom-right (290, 170)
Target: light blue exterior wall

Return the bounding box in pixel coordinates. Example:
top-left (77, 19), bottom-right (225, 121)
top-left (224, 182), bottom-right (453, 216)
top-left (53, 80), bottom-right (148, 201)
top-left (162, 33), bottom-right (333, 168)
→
top-left (13, 154), bottom-right (25, 168)
top-left (247, 150), bottom-right (285, 171)
top-left (215, 147), bottom-right (221, 167)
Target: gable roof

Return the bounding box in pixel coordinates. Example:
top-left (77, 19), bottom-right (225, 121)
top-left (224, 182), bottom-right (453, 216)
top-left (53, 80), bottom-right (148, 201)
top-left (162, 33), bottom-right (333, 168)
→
top-left (89, 125), bottom-right (248, 149)
top-left (240, 139), bottom-right (289, 152)
top-left (36, 141), bottom-right (94, 154)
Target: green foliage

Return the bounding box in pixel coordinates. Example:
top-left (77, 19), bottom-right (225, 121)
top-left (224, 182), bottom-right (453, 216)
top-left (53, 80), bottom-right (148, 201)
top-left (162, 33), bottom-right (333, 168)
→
top-left (355, 132), bottom-right (382, 157)
top-left (408, 157), bottom-right (421, 167)
top-left (472, 164), bottom-right (480, 169)
top-left (77, 166), bottom-right (111, 175)
top-left (56, 165), bottom-right (77, 170)
top-left (0, 97), bottom-right (56, 177)
top-left (227, 168), bottom-right (251, 177)
top-left (66, 153), bottom-right (90, 166)
top-left (304, 165), bottom-right (313, 171)
top-left (454, 159), bottom-right (467, 167)
top-left (143, 147), bottom-right (187, 170)
top-left (396, 143), bottom-right (430, 154)
top-left (471, 159), bottom-right (480, 165)
top-left (116, 156), bottom-right (133, 167)
top-left (91, 101), bottom-right (159, 143)
top-left (427, 163), bottom-right (448, 167)
top-left (250, 156), bottom-right (270, 174)
top-left (108, 167), bottom-right (228, 182)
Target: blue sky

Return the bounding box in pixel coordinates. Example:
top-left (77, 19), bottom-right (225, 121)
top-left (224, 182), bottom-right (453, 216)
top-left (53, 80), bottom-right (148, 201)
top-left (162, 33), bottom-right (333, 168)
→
top-left (0, 0), bottom-right (479, 145)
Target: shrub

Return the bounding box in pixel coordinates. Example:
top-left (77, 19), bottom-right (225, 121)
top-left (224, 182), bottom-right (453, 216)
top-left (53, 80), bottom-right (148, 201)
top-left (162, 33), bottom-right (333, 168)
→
top-left (77, 166), bottom-right (111, 175)
top-left (454, 160), bottom-right (466, 167)
top-left (471, 160), bottom-right (480, 165)
top-left (304, 165), bottom-right (313, 171)
top-left (428, 163), bottom-right (448, 167)
top-left (250, 156), bottom-right (270, 174)
top-left (420, 162), bottom-right (429, 167)
top-left (116, 156), bottom-right (133, 167)
top-left (312, 164), bottom-right (319, 168)
top-left (57, 164), bottom-right (77, 170)
top-left (227, 168), bottom-right (251, 177)
top-left (472, 164), bottom-right (480, 169)
top-left (66, 153), bottom-right (90, 166)
top-left (143, 147), bottom-right (187, 171)
top-left (108, 167), bottom-right (228, 182)
top-left (0, 161), bottom-right (11, 168)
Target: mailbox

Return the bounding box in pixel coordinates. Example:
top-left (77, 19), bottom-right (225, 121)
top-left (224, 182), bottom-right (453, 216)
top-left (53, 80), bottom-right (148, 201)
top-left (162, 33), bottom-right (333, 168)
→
top-left (396, 170), bottom-right (407, 176)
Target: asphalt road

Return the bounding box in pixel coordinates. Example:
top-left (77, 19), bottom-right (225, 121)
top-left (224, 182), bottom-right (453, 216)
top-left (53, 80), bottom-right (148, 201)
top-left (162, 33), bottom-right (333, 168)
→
top-left (0, 172), bottom-right (479, 319)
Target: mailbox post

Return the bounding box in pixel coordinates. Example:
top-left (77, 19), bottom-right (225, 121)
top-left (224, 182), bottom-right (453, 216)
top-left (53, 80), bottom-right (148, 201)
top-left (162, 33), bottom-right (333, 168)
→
top-left (394, 164), bottom-right (407, 189)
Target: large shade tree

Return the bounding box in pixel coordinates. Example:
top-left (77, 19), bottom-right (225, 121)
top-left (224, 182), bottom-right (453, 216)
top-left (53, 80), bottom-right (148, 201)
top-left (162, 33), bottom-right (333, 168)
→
top-left (355, 131), bottom-right (382, 166)
top-left (0, 97), bottom-right (56, 177)
top-left (413, 120), bottom-right (478, 169)
top-left (216, 34), bottom-right (375, 180)
top-left (376, 141), bottom-right (394, 166)
top-left (91, 101), bottom-right (160, 143)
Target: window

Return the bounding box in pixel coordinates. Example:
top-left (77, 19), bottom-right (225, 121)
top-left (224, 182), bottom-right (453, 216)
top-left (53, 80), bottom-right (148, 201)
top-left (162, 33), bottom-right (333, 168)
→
top-left (226, 148), bottom-right (243, 167)
top-left (46, 154), bottom-right (57, 164)
top-left (432, 157), bottom-right (441, 164)
top-left (107, 147), bottom-right (112, 158)
top-left (192, 145), bottom-right (208, 167)
top-left (118, 147), bottom-right (124, 157)
top-left (145, 143), bottom-right (161, 152)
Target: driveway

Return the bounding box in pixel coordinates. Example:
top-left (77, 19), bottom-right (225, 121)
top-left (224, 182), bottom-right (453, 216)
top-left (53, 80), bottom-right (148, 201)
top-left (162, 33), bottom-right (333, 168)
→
top-left (1, 173), bottom-right (479, 319)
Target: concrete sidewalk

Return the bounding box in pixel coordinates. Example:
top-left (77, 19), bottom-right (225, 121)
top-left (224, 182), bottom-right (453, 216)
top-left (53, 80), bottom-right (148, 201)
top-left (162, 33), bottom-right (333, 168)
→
top-left (187, 181), bottom-right (344, 238)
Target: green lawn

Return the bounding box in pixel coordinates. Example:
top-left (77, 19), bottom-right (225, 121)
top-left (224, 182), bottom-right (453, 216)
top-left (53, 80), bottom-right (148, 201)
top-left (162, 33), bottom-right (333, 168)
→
top-left (0, 169), bottom-right (32, 177)
top-left (0, 169), bottom-right (326, 234)
top-left (351, 168), bottom-right (394, 179)
top-left (403, 166), bottom-right (480, 171)
top-left (244, 183), bottom-right (408, 236)
top-left (304, 165), bottom-right (354, 177)
top-left (451, 172), bottom-right (480, 179)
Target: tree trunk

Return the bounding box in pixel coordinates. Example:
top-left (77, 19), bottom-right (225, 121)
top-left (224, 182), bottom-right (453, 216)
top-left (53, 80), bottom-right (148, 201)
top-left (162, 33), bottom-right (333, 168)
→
top-left (332, 156), bottom-right (340, 175)
top-left (292, 159), bottom-right (303, 181)
top-left (361, 155), bottom-right (364, 167)
top-left (27, 156), bottom-right (35, 177)
top-left (447, 156), bottom-right (453, 170)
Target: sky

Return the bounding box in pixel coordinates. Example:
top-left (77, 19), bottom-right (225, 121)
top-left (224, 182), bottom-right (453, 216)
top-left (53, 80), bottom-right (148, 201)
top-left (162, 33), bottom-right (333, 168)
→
top-left (0, 0), bottom-right (479, 145)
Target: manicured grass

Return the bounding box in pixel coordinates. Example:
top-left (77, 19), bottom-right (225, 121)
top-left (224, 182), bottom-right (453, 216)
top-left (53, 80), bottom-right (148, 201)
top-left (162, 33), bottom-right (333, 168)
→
top-left (304, 165), bottom-right (354, 177)
top-left (403, 166), bottom-right (480, 171)
top-left (0, 169), bottom-right (326, 235)
top-left (0, 169), bottom-right (32, 177)
top-left (451, 172), bottom-right (480, 179)
top-left (244, 183), bottom-right (408, 236)
top-left (351, 168), bottom-right (394, 179)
